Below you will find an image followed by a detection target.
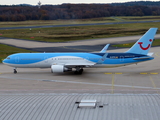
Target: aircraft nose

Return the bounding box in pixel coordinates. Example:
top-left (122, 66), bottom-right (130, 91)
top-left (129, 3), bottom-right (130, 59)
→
top-left (2, 58), bottom-right (9, 64)
top-left (2, 59), bottom-right (6, 64)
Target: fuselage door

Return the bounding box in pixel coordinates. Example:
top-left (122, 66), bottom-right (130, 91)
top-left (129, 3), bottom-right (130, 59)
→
top-left (120, 56), bottom-right (124, 62)
top-left (15, 56), bottom-right (19, 63)
top-left (44, 56), bottom-right (48, 63)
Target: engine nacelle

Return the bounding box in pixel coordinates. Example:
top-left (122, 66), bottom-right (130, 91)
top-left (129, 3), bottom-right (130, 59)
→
top-left (51, 65), bottom-right (72, 73)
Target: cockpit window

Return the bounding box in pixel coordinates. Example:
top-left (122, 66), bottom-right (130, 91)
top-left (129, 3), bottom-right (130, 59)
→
top-left (6, 57), bottom-right (10, 59)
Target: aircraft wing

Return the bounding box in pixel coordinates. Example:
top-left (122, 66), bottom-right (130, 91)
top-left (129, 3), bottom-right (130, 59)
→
top-left (133, 53), bottom-right (154, 60)
top-left (65, 63), bottom-right (95, 66)
top-left (62, 61), bottom-right (96, 68)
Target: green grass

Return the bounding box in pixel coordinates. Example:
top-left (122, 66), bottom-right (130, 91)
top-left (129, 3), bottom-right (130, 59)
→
top-left (0, 16), bottom-right (160, 28)
top-left (112, 39), bottom-right (160, 48)
top-left (0, 44), bottom-right (34, 63)
top-left (0, 17), bottom-right (117, 28)
top-left (0, 22), bottom-right (160, 42)
top-left (119, 16), bottom-right (160, 21)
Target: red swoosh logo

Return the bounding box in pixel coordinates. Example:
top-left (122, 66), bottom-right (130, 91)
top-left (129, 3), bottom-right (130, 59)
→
top-left (138, 42), bottom-right (150, 50)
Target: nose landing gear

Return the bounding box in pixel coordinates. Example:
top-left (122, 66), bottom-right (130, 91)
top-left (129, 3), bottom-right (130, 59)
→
top-left (13, 68), bottom-right (17, 74)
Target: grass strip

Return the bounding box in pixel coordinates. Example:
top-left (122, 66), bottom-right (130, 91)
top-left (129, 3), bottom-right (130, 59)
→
top-left (0, 22), bottom-right (160, 42)
top-left (0, 44), bottom-right (34, 63)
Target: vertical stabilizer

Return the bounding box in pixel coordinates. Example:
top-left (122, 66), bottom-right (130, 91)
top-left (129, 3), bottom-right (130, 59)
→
top-left (126, 28), bottom-right (158, 55)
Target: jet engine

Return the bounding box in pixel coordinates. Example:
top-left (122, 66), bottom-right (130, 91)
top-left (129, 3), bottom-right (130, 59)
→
top-left (51, 65), bottom-right (72, 73)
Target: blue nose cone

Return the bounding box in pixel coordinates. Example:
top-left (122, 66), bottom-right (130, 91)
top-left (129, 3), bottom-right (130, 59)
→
top-left (2, 59), bottom-right (6, 64)
top-left (2, 58), bottom-right (10, 64)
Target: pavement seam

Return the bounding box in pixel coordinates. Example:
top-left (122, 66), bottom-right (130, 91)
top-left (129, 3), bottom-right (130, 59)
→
top-left (111, 74), bottom-right (114, 94)
top-left (149, 74), bottom-right (160, 94)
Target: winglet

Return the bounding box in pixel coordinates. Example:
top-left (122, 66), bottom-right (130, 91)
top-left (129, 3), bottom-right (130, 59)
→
top-left (126, 28), bottom-right (158, 55)
top-left (97, 53), bottom-right (108, 64)
top-left (100, 44), bottom-right (110, 53)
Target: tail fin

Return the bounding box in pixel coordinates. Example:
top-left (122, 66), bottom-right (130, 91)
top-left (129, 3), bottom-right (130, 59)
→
top-left (126, 28), bottom-right (158, 55)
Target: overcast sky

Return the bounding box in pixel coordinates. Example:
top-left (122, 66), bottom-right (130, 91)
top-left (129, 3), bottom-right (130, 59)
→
top-left (1, 0), bottom-right (159, 5)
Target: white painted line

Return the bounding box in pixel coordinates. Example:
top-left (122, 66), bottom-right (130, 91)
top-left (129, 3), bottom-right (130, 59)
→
top-left (1, 75), bottom-right (160, 90)
top-left (42, 79), bottom-right (160, 90)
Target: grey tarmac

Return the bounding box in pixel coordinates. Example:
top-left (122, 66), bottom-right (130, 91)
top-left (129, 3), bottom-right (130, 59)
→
top-left (0, 34), bottom-right (160, 49)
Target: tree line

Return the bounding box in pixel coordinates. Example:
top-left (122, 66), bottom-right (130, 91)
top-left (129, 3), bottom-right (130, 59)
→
top-left (0, 2), bottom-right (160, 21)
top-left (112, 1), bottom-right (160, 7)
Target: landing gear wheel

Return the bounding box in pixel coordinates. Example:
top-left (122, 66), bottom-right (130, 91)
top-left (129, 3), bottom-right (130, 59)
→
top-left (14, 69), bottom-right (17, 74)
top-left (79, 69), bottom-right (83, 74)
top-left (74, 71), bottom-right (78, 74)
top-left (74, 68), bottom-right (83, 75)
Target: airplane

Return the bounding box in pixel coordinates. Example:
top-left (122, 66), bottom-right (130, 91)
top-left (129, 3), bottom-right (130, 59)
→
top-left (3, 28), bottom-right (158, 74)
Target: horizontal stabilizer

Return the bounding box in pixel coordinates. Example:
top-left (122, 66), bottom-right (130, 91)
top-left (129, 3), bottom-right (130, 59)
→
top-left (133, 57), bottom-right (153, 60)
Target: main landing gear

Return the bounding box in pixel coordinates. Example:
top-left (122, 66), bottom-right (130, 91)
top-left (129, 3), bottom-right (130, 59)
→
top-left (74, 67), bottom-right (83, 75)
top-left (13, 68), bottom-right (17, 74)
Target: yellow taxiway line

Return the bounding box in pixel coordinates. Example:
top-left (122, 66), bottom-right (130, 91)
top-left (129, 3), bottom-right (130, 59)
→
top-left (150, 73), bottom-right (158, 75)
top-left (115, 73), bottom-right (122, 74)
top-left (155, 52), bottom-right (160, 57)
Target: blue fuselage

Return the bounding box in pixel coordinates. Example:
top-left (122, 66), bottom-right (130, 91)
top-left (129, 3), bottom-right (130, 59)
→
top-left (3, 52), bottom-right (154, 68)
